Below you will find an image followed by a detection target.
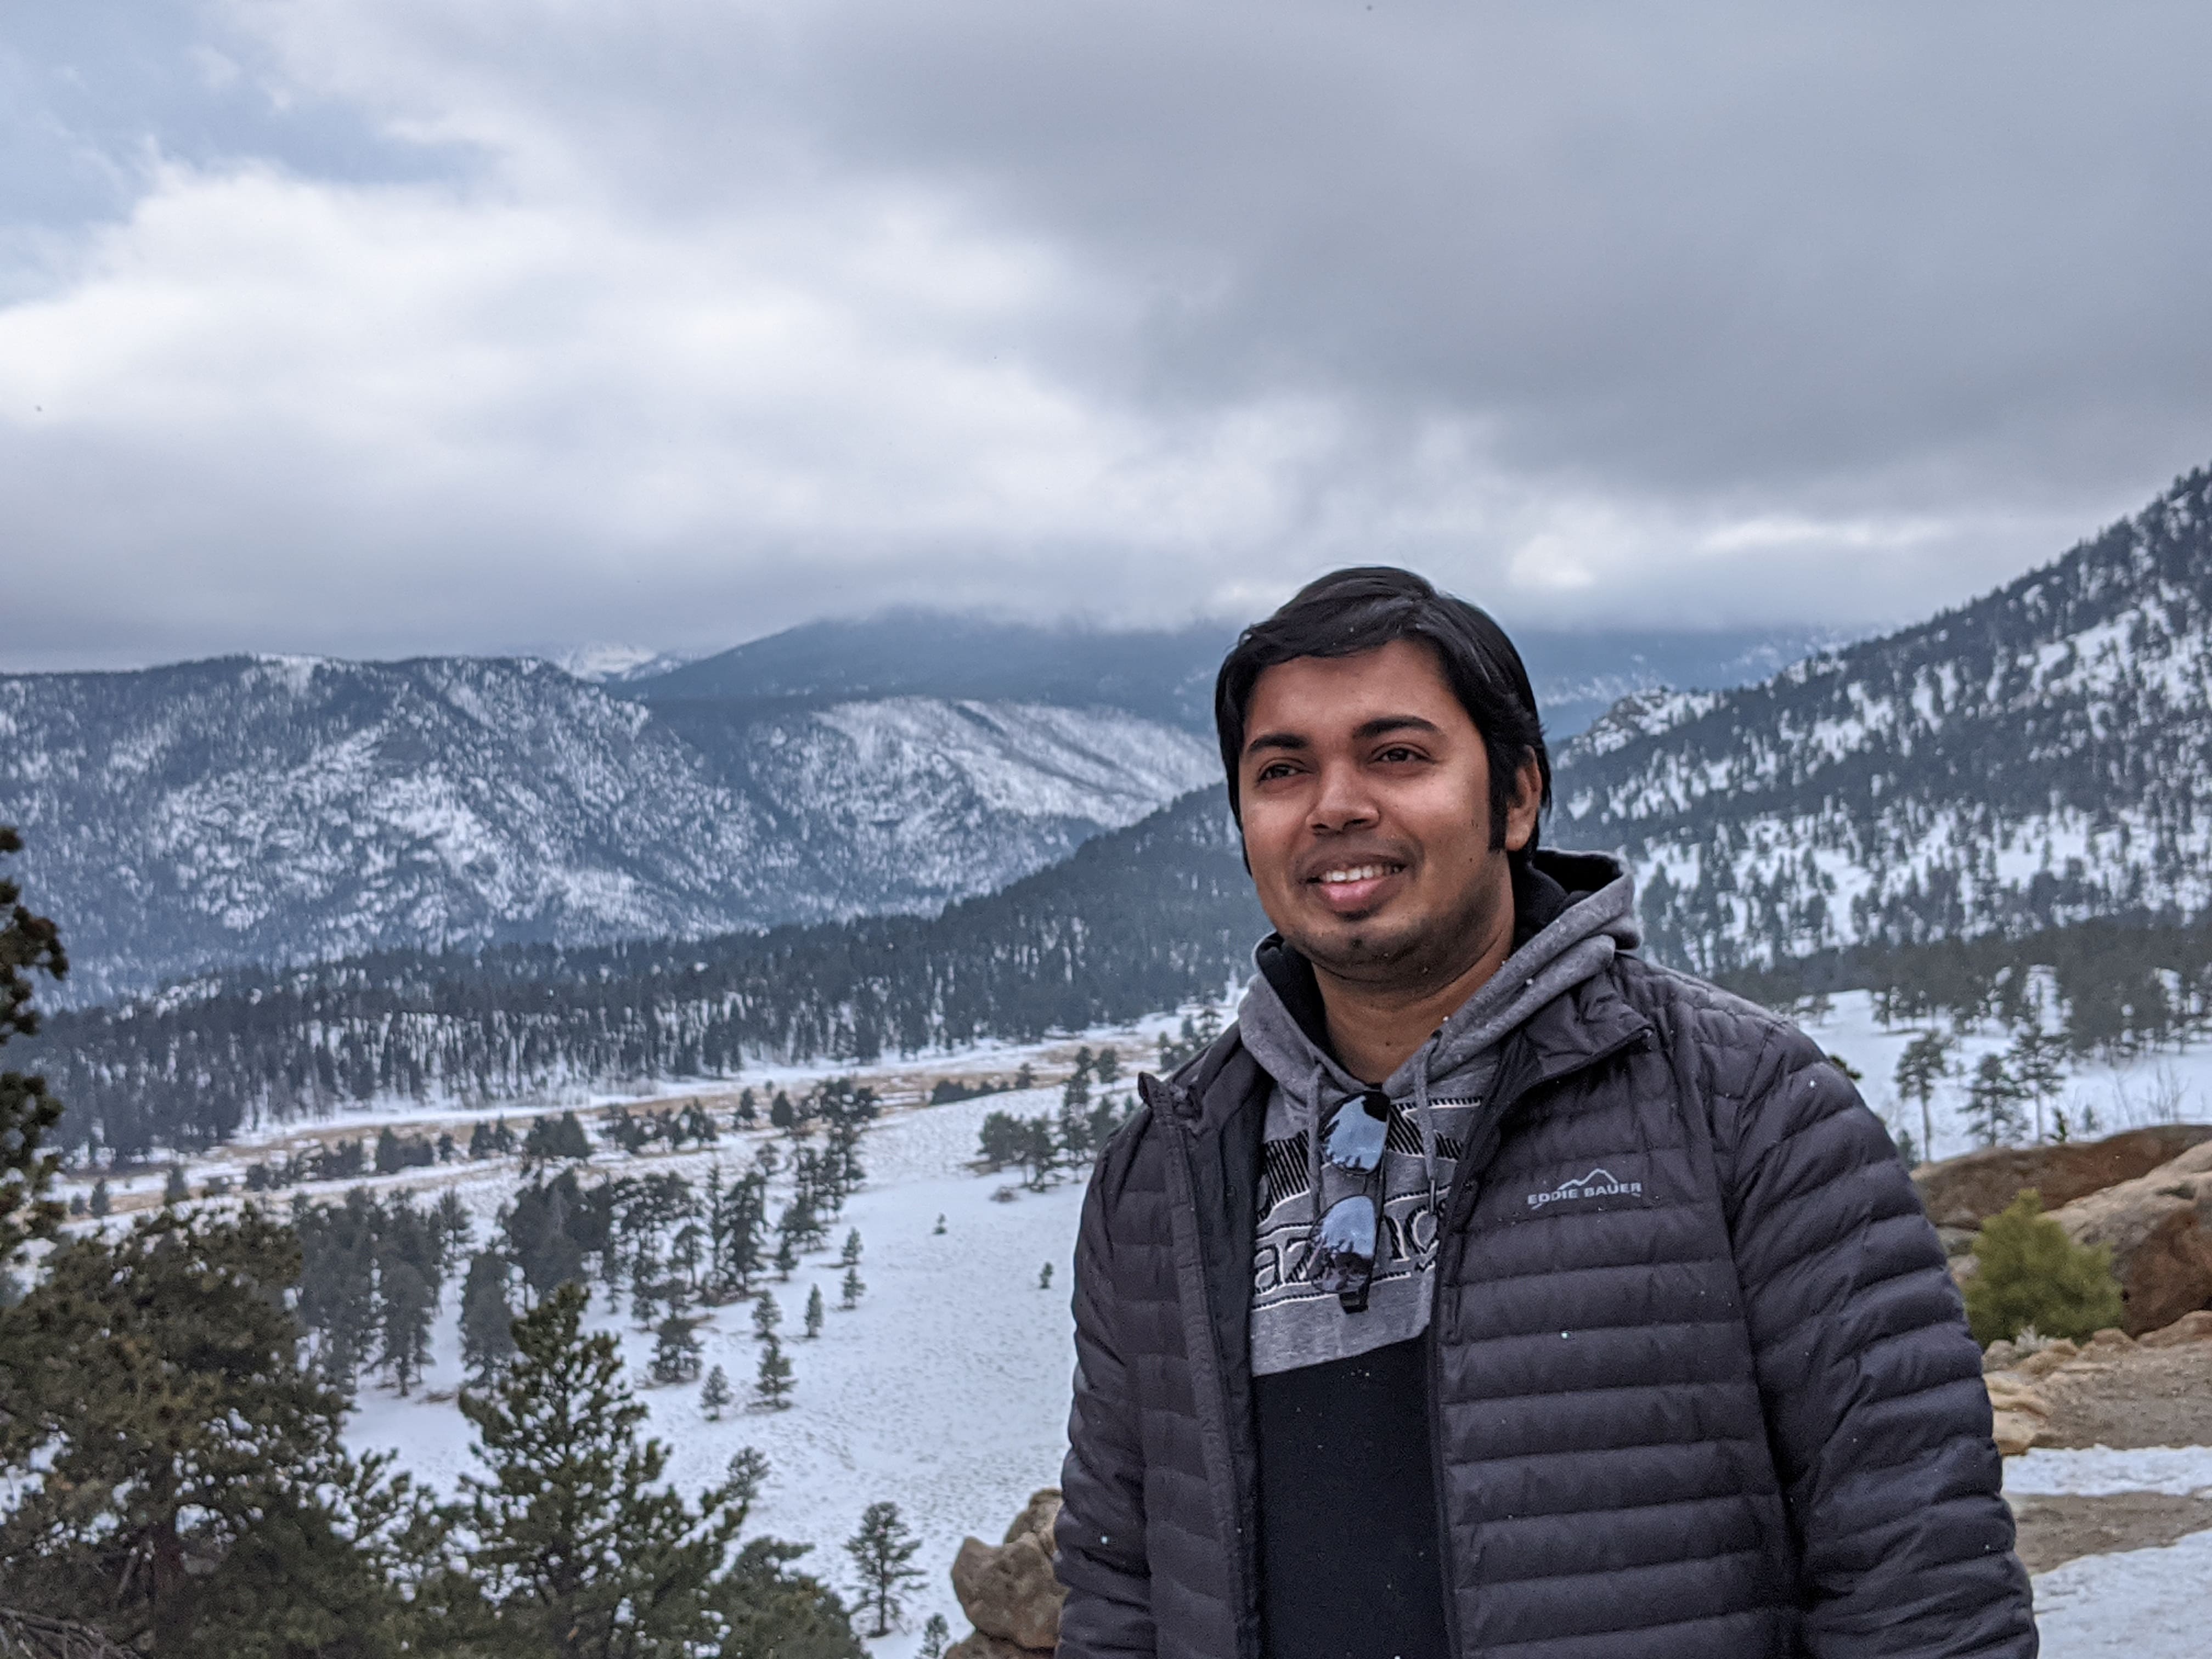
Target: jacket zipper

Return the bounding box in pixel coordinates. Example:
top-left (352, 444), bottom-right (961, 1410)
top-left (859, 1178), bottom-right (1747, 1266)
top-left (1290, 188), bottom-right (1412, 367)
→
top-left (1425, 1022), bottom-right (1651, 1657)
top-left (1156, 1081), bottom-right (1261, 1659)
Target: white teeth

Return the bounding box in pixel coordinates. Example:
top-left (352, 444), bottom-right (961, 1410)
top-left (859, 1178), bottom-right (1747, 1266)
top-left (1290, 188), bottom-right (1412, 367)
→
top-left (1318, 864), bottom-right (1391, 884)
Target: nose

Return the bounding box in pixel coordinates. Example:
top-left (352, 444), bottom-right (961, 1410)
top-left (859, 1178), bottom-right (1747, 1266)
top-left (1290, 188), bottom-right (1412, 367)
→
top-left (1308, 758), bottom-right (1379, 835)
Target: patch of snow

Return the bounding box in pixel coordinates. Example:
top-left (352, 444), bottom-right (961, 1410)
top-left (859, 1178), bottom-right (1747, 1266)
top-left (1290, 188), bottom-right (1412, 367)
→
top-left (2032, 1526), bottom-right (2212, 1657)
top-left (2006, 1446), bottom-right (2212, 1499)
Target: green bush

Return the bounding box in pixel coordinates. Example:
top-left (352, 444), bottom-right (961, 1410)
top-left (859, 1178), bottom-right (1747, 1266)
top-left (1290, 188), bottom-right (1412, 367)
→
top-left (1963, 1189), bottom-right (2126, 1346)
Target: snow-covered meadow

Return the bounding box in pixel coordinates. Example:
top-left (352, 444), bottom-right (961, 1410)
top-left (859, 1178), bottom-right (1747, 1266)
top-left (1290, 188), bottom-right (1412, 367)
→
top-left (65, 996), bottom-right (2212, 1652)
top-left (1795, 990), bottom-right (2212, 1165)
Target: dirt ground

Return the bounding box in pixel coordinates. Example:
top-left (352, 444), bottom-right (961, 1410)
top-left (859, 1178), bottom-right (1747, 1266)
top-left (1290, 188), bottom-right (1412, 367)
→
top-left (2008, 1492), bottom-right (2212, 1573)
top-left (2034, 1340), bottom-right (2212, 1450)
top-left (2000, 1338), bottom-right (2212, 1572)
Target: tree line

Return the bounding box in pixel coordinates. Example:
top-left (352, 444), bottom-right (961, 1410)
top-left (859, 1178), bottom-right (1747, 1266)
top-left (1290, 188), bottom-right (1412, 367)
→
top-left (30, 788), bottom-right (1263, 1161)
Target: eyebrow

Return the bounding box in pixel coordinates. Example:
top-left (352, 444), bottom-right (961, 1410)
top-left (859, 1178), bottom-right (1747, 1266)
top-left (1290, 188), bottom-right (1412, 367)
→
top-left (1242, 713), bottom-right (1443, 759)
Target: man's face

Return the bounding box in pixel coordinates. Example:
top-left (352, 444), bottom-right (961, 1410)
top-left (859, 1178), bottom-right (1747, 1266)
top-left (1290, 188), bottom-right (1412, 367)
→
top-left (1237, 638), bottom-right (1537, 988)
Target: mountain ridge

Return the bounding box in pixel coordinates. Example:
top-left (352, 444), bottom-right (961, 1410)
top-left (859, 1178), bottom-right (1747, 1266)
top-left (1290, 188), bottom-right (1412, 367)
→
top-left (1554, 464), bottom-right (2212, 973)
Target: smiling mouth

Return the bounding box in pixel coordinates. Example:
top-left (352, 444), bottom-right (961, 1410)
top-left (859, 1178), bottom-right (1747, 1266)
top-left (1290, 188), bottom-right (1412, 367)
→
top-left (1312, 862), bottom-right (1403, 885)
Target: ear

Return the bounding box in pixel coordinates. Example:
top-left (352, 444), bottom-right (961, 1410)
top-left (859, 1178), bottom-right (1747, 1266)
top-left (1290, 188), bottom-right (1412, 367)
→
top-left (1501, 752), bottom-right (1543, 853)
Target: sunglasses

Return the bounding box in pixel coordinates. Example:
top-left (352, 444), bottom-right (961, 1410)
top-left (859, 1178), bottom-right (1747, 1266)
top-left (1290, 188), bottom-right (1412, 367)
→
top-left (1310, 1089), bottom-right (1390, 1312)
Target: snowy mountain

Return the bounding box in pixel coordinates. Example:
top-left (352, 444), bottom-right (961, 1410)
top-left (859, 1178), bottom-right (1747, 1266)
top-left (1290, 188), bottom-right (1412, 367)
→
top-left (633, 611), bottom-right (1840, 738)
top-left (1554, 465), bottom-right (2212, 976)
top-left (0, 654), bottom-right (1214, 1003)
top-left (551, 643), bottom-right (701, 683)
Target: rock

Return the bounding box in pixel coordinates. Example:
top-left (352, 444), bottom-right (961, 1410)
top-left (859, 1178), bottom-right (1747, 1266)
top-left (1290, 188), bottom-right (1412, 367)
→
top-left (1990, 1410), bottom-right (2044, 1457)
top-left (1985, 1372), bottom-right (2050, 1413)
top-left (2017, 1340), bottom-right (2080, 1379)
top-left (2085, 1327), bottom-right (2136, 1351)
top-left (1984, 1371), bottom-right (2050, 1457)
top-left (1003, 1487), bottom-right (1063, 1548)
top-left (951, 1493), bottom-right (1065, 1652)
top-left (2138, 1308), bottom-right (2212, 1348)
top-left (946, 1632), bottom-right (1041, 1659)
top-left (1912, 1125), bottom-right (2212, 1230)
top-left (2046, 1139), bottom-right (2212, 1335)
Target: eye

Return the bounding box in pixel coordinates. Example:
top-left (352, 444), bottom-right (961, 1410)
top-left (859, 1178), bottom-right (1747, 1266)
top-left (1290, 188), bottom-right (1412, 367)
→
top-left (1254, 760), bottom-right (1300, 783)
top-left (1375, 744), bottom-right (1423, 764)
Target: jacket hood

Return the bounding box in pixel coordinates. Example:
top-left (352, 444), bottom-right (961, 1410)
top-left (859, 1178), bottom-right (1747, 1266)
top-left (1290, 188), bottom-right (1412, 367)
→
top-left (1237, 848), bottom-right (1640, 1115)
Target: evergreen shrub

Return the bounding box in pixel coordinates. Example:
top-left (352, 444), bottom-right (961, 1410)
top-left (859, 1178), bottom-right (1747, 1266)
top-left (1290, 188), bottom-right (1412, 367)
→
top-left (1963, 1189), bottom-right (2125, 1346)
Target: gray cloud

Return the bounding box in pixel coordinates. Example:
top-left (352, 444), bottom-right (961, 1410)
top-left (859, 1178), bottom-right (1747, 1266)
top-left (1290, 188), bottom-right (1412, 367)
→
top-left (5, 1), bottom-right (2211, 670)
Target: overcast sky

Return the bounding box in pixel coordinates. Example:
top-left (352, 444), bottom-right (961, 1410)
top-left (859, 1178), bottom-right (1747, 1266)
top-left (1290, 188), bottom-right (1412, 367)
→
top-left (7, 2), bottom-right (2212, 672)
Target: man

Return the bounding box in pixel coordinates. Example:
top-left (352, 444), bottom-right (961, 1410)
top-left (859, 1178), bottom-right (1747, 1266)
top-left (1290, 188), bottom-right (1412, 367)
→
top-left (1054, 568), bottom-right (2034, 1659)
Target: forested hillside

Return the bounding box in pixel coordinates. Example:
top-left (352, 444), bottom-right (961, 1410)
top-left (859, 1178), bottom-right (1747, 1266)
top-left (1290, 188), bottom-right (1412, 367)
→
top-left (32, 789), bottom-right (1265, 1159)
top-left (0, 656), bottom-right (1213, 1003)
top-left (1554, 465), bottom-right (2212, 974)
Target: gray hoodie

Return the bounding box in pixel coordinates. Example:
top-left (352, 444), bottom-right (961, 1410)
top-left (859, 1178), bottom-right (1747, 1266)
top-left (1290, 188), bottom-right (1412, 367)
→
top-left (1239, 865), bottom-right (1641, 1375)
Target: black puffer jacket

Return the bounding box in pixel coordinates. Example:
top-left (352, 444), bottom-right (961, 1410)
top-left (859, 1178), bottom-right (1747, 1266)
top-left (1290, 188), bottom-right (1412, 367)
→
top-left (1055, 878), bottom-right (2035, 1658)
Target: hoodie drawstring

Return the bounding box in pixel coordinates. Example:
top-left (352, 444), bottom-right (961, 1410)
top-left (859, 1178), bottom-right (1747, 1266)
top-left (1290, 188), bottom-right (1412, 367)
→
top-left (1411, 1045), bottom-right (1441, 1256)
top-left (1307, 1059), bottom-right (1329, 1235)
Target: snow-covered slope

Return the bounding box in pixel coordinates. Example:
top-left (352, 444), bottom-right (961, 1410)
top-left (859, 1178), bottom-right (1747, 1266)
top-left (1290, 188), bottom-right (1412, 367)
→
top-left (0, 656), bottom-right (1214, 1002)
top-left (1554, 466), bottom-right (2212, 974)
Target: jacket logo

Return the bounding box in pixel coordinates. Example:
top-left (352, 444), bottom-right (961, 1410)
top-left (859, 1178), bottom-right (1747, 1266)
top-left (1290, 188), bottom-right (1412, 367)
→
top-left (1524, 1167), bottom-right (1644, 1209)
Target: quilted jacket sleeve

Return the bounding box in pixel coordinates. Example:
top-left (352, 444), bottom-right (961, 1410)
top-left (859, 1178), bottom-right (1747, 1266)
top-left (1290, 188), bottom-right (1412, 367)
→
top-left (1722, 1024), bottom-right (2036, 1658)
top-left (1056, 1141), bottom-right (1156, 1659)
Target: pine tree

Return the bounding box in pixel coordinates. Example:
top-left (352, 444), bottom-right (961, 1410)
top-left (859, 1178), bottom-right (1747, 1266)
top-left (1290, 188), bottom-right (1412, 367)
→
top-left (1893, 1029), bottom-right (1954, 1166)
top-left (840, 1264), bottom-right (865, 1310)
top-left (755, 1335), bottom-right (794, 1410)
top-left (701, 1364), bottom-right (733, 1420)
top-left (435, 1187), bottom-right (475, 1262)
top-left (460, 1282), bottom-right (759, 1655)
top-left (714, 1536), bottom-right (866, 1659)
top-left (296, 1189), bottom-right (383, 1391)
top-left (651, 1314), bottom-right (706, 1386)
top-left (932, 1214), bottom-right (946, 1235)
top-left (460, 1249), bottom-right (520, 1381)
top-left (844, 1501), bottom-right (925, 1637)
top-left (1966, 1053), bottom-right (2028, 1148)
top-left (804, 1284), bottom-right (825, 1338)
top-left (0, 1209), bottom-right (420, 1652)
top-left (163, 1163), bottom-right (191, 1206)
top-left (1093, 1046), bottom-right (1121, 1087)
top-left (88, 1177), bottom-right (111, 1218)
top-left (1963, 1190), bottom-right (2126, 1346)
top-left (631, 1252), bottom-right (665, 1328)
top-left (2006, 1025), bottom-right (2069, 1142)
top-left (839, 1228), bottom-right (862, 1269)
top-left (377, 1254), bottom-right (437, 1395)
top-left (0, 823), bottom-right (67, 1266)
top-left (775, 1233), bottom-right (798, 1279)
top-left (752, 1290), bottom-right (783, 1342)
top-left (919, 1611), bottom-right (951, 1659)
top-left (1038, 1262), bottom-right (1054, 1291)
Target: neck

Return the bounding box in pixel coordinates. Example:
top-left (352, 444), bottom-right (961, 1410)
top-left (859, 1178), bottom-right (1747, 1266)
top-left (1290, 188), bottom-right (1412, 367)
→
top-left (1316, 899), bottom-right (1517, 1085)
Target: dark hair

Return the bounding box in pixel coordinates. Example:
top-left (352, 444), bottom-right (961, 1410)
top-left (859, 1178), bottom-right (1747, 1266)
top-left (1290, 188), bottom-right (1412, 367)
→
top-left (1214, 566), bottom-right (1551, 855)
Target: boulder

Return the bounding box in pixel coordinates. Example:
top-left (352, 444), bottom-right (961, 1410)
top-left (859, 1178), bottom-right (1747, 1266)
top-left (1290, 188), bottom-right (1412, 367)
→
top-left (1003, 1488), bottom-right (1063, 1549)
top-left (950, 1488), bottom-right (1065, 1654)
top-left (2016, 1339), bottom-right (2080, 1379)
top-left (2047, 1139), bottom-right (2212, 1335)
top-left (1912, 1125), bottom-right (2212, 1230)
top-left (2138, 1308), bottom-right (2212, 1348)
top-left (1984, 1371), bottom-right (2050, 1457)
top-left (946, 1634), bottom-right (1036, 1659)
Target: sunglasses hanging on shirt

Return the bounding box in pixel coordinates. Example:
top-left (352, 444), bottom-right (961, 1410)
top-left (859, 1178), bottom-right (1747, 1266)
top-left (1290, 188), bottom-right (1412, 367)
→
top-left (1310, 1090), bottom-right (1390, 1311)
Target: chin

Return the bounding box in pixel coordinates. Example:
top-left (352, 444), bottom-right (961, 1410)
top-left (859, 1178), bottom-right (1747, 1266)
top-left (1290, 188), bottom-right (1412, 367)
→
top-left (1290, 916), bottom-right (1426, 976)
